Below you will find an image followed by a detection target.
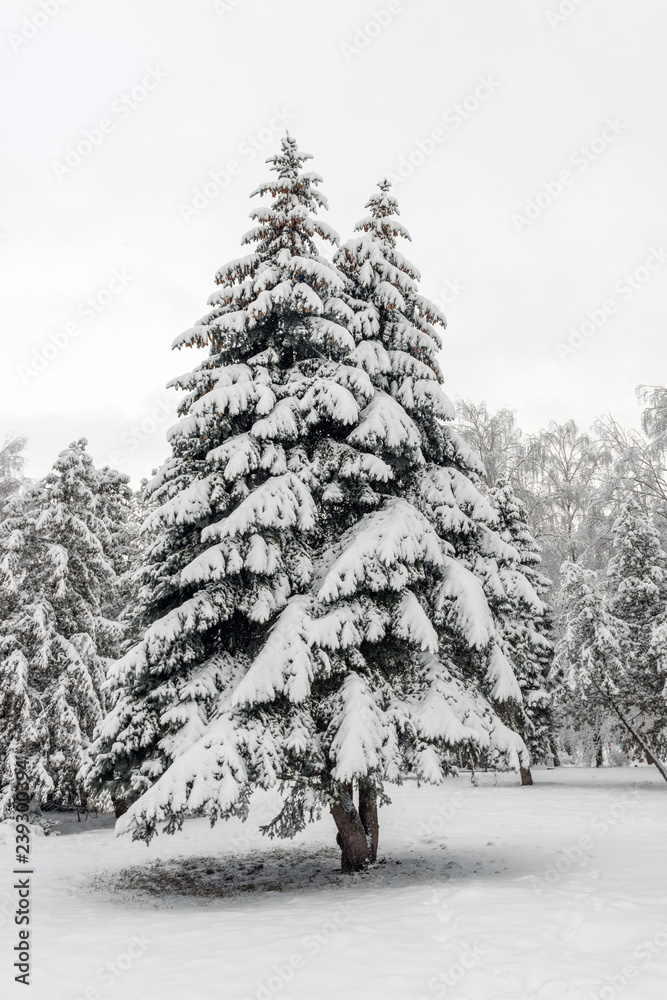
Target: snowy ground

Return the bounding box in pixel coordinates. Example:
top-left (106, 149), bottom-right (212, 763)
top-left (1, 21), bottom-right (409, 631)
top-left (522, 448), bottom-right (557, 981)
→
top-left (2, 767), bottom-right (666, 1000)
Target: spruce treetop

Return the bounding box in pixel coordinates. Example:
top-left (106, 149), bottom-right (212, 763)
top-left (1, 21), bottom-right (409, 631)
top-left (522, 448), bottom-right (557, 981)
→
top-left (336, 178), bottom-right (447, 386)
top-left (245, 133), bottom-right (339, 259)
top-left (172, 133), bottom-right (350, 367)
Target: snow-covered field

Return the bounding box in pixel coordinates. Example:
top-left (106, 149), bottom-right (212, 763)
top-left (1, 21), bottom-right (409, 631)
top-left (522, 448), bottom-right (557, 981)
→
top-left (2, 767), bottom-right (666, 1000)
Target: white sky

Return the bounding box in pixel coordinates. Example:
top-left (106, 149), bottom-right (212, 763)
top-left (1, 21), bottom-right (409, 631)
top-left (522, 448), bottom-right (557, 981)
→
top-left (2, 0), bottom-right (666, 483)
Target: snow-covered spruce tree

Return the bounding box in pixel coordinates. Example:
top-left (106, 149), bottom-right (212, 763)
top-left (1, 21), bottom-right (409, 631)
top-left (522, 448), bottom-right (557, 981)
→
top-left (607, 499), bottom-right (667, 770)
top-left (86, 152), bottom-right (527, 871)
top-left (557, 499), bottom-right (667, 782)
top-left (0, 440), bottom-right (127, 816)
top-left (334, 182), bottom-right (532, 789)
top-left (0, 434), bottom-right (27, 514)
top-left (85, 134), bottom-right (366, 837)
top-left (487, 481), bottom-right (556, 783)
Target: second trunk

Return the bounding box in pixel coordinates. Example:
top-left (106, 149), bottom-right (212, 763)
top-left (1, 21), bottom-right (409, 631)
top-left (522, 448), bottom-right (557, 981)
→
top-left (330, 781), bottom-right (380, 872)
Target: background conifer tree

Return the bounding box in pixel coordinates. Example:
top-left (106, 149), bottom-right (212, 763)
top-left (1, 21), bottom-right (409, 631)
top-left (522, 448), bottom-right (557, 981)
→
top-left (488, 480), bottom-right (555, 782)
top-left (558, 499), bottom-right (667, 782)
top-left (0, 440), bottom-right (129, 815)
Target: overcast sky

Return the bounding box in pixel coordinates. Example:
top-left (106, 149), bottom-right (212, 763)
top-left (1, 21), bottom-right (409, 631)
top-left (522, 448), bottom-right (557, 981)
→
top-left (2, 0), bottom-right (666, 483)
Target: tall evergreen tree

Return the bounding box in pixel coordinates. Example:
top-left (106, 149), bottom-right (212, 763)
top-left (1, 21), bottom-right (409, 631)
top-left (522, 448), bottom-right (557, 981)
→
top-left (606, 499), bottom-right (667, 764)
top-left (488, 480), bottom-right (555, 782)
top-left (0, 440), bottom-right (128, 815)
top-left (86, 135), bottom-right (363, 838)
top-left (333, 182), bottom-right (533, 778)
top-left (87, 151), bottom-right (529, 871)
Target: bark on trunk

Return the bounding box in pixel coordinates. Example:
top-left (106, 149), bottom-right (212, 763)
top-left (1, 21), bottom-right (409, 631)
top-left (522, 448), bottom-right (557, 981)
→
top-left (588, 674), bottom-right (667, 784)
top-left (358, 782), bottom-right (379, 862)
top-left (612, 704), bottom-right (667, 783)
top-left (595, 733), bottom-right (604, 768)
top-left (330, 783), bottom-right (372, 873)
top-left (113, 796), bottom-right (128, 819)
top-left (519, 766), bottom-right (534, 786)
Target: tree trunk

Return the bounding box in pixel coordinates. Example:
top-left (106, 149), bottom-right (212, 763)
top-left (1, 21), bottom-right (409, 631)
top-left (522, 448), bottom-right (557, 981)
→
top-left (358, 781), bottom-right (379, 862)
top-left (611, 703), bottom-right (667, 783)
top-left (589, 674), bottom-right (667, 784)
top-left (113, 796), bottom-right (128, 818)
top-left (520, 766), bottom-right (533, 786)
top-left (595, 739), bottom-right (604, 768)
top-left (330, 783), bottom-right (372, 873)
